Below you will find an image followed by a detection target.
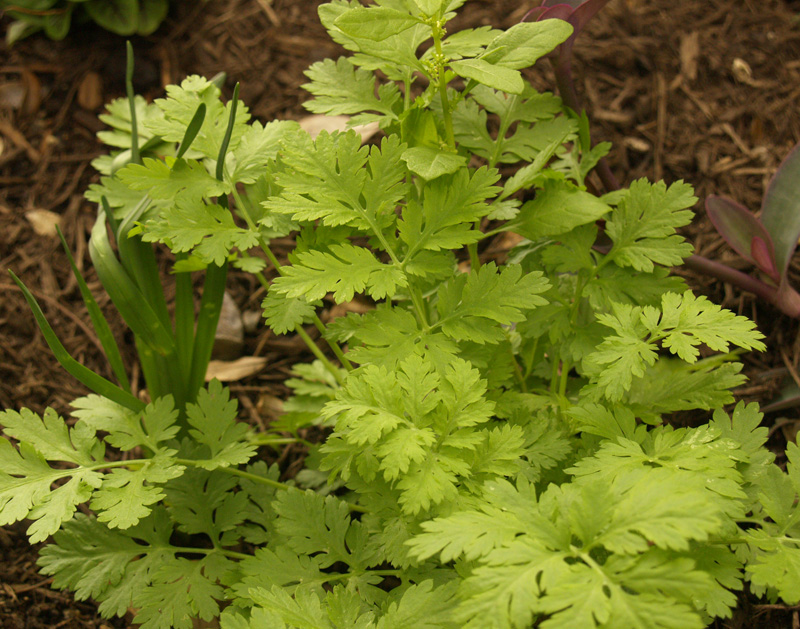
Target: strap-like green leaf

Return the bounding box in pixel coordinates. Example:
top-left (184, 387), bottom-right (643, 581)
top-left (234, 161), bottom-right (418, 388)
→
top-left (7, 272), bottom-right (143, 412)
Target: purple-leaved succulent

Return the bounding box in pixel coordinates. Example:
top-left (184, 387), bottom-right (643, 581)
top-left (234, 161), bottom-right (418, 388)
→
top-left (705, 141), bottom-right (800, 317)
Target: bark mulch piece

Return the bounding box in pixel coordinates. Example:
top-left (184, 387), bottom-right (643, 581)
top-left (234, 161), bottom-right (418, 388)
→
top-left (1, 0), bottom-right (799, 626)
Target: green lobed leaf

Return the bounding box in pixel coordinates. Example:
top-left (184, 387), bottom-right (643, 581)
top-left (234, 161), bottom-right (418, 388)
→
top-left (186, 380), bottom-right (257, 469)
top-left (605, 179), bottom-right (696, 272)
top-left (510, 179), bottom-right (612, 239)
top-left (273, 244), bottom-right (407, 303)
top-left (435, 263), bottom-right (550, 344)
top-left (480, 20), bottom-right (573, 70)
top-left (37, 510), bottom-right (175, 617)
top-left (450, 58), bottom-right (524, 94)
top-left (268, 131), bottom-right (407, 234)
top-left (143, 197), bottom-right (259, 265)
top-left (91, 456), bottom-right (184, 529)
top-left (401, 146), bottom-right (467, 180)
top-left (72, 394), bottom-right (180, 454)
top-left (584, 291), bottom-right (765, 401)
top-left (0, 408), bottom-right (105, 542)
top-left (303, 57), bottom-right (401, 121)
top-left (399, 166), bottom-right (500, 254)
top-left (133, 555), bottom-right (230, 629)
top-left (333, 6), bottom-right (422, 42)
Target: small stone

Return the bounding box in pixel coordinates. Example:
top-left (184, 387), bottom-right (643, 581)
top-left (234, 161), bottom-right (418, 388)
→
top-left (212, 292), bottom-right (244, 360)
top-left (77, 72), bottom-right (104, 111)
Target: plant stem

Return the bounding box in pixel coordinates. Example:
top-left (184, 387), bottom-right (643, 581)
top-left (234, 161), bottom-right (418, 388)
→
top-left (227, 185), bottom-right (354, 374)
top-left (433, 24), bottom-right (456, 148)
top-left (249, 434), bottom-right (314, 448)
top-left (683, 254), bottom-right (800, 317)
top-left (408, 283), bottom-right (431, 328)
top-left (248, 263), bottom-right (346, 381)
top-left (125, 42), bottom-right (140, 166)
top-left (507, 333), bottom-right (528, 393)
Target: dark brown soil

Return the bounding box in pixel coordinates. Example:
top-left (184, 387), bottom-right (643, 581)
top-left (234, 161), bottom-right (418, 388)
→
top-left (1, 1), bottom-right (800, 627)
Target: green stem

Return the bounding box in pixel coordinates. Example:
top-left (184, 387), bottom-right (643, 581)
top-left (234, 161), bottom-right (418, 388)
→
top-left (433, 26), bottom-right (455, 149)
top-left (295, 326), bottom-right (346, 386)
top-left (249, 434), bottom-right (314, 448)
top-left (488, 95), bottom-right (517, 170)
top-left (125, 42), bottom-right (140, 165)
top-left (558, 358), bottom-right (570, 398)
top-left (174, 254), bottom-right (195, 390)
top-left (165, 545), bottom-right (252, 561)
top-left (408, 283), bottom-right (431, 328)
top-left (310, 316), bottom-right (353, 371)
top-left (228, 185), bottom-right (353, 375)
top-left (508, 342), bottom-right (528, 393)
top-left (549, 349), bottom-right (560, 394)
top-left (175, 461), bottom-right (369, 514)
top-left (523, 336), bottom-right (539, 380)
top-left (467, 241), bottom-right (481, 271)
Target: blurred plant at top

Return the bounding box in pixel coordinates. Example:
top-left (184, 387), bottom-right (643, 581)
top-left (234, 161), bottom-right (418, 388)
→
top-left (1, 0), bottom-right (171, 43)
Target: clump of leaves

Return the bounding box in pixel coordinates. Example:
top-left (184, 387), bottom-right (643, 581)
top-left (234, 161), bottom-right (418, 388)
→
top-left (2, 1), bottom-right (798, 628)
top-left (1, 0), bottom-right (174, 43)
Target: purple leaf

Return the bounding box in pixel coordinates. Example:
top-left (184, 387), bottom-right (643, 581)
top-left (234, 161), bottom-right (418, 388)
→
top-left (751, 236), bottom-right (778, 282)
top-left (527, 0), bottom-right (614, 60)
top-left (568, 0), bottom-right (613, 36)
top-left (523, 6), bottom-right (573, 23)
top-left (705, 195), bottom-right (780, 283)
top-left (760, 141), bottom-right (800, 280)
top-left (543, 0), bottom-right (584, 9)
top-left (533, 0), bottom-right (613, 35)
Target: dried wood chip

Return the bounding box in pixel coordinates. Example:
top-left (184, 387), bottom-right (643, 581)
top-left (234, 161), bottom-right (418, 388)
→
top-left (205, 356), bottom-right (269, 382)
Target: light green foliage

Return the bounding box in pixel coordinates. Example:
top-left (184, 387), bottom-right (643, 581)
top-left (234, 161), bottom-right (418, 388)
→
top-left (118, 156), bottom-right (228, 201)
top-left (145, 75), bottom-right (252, 160)
top-left (4, 1), bottom-right (798, 627)
top-left (143, 197), bottom-right (260, 265)
top-left (274, 244), bottom-right (407, 302)
top-left (604, 179), bottom-right (697, 271)
top-left (303, 57), bottom-right (402, 126)
top-left (584, 291), bottom-right (765, 401)
top-left (185, 380), bottom-right (257, 469)
top-left (266, 132), bottom-right (407, 232)
top-left (511, 179), bottom-right (612, 239)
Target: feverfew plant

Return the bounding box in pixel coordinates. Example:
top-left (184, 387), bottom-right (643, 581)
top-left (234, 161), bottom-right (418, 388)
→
top-left (2, 1), bottom-right (799, 628)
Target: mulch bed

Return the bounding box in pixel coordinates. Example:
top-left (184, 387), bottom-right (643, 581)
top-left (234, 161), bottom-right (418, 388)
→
top-left (1, 0), bottom-right (799, 626)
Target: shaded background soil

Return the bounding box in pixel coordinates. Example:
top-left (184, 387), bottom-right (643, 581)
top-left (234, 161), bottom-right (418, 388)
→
top-left (1, 0), bottom-right (800, 626)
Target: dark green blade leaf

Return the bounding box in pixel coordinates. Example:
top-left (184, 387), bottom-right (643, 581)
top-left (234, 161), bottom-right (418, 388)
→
top-left (89, 210), bottom-right (177, 357)
top-left (8, 271), bottom-right (144, 412)
top-left (176, 103), bottom-right (207, 159)
top-left (216, 83), bottom-right (240, 181)
top-left (125, 40), bottom-right (140, 164)
top-left (57, 227), bottom-right (131, 392)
